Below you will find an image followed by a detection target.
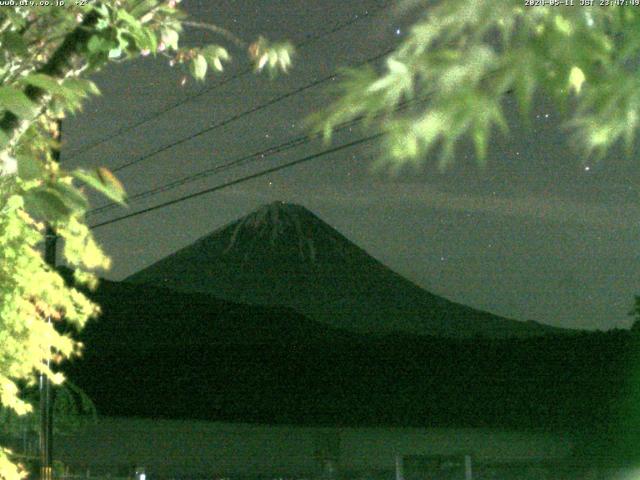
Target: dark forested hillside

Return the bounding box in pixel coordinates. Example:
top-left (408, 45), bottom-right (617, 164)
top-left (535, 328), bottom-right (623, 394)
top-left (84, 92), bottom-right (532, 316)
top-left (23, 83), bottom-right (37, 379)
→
top-left (57, 269), bottom-right (640, 462)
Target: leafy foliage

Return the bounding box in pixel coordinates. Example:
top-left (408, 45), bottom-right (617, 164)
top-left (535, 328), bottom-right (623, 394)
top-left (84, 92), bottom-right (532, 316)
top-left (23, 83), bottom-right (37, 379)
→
top-left (312, 2), bottom-right (640, 170)
top-left (0, 2), bottom-right (293, 478)
top-left (248, 36), bottom-right (294, 75)
top-left (0, 380), bottom-right (97, 440)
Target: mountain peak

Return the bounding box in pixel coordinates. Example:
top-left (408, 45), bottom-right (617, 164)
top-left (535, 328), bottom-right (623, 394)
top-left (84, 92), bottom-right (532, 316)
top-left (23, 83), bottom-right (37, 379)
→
top-left (247, 201), bottom-right (314, 226)
top-left (225, 202), bottom-right (332, 262)
top-left (127, 203), bottom-right (572, 338)
top-left (260, 200), bottom-right (307, 211)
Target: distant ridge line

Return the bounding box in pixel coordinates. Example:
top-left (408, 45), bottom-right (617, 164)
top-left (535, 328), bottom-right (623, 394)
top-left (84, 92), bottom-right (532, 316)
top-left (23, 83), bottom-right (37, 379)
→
top-left (126, 201), bottom-right (575, 339)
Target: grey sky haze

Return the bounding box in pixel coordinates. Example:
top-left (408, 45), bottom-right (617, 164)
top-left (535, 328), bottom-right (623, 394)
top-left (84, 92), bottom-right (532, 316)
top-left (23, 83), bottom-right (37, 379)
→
top-left (61, 0), bottom-right (640, 331)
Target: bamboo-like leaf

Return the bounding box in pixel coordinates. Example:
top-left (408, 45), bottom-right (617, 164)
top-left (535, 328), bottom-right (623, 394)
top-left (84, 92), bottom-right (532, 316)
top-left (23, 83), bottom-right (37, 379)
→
top-left (472, 123), bottom-right (488, 164)
top-left (72, 168), bottom-right (127, 205)
top-left (50, 182), bottom-right (90, 213)
top-left (62, 78), bottom-right (100, 97)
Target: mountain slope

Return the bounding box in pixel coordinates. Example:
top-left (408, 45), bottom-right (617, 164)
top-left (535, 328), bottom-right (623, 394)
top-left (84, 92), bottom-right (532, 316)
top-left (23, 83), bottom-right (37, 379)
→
top-left (126, 201), bottom-right (570, 338)
top-left (60, 270), bottom-right (362, 347)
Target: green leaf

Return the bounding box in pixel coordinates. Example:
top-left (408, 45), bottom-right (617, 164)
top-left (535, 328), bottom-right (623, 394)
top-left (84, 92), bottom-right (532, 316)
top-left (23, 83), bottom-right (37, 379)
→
top-left (0, 130), bottom-right (9, 149)
top-left (55, 79), bottom-right (100, 113)
top-left (472, 124), bottom-right (488, 164)
top-left (554, 14), bottom-right (573, 35)
top-left (108, 47), bottom-right (123, 59)
top-left (50, 182), bottom-right (90, 213)
top-left (87, 35), bottom-right (114, 55)
top-left (117, 9), bottom-right (140, 27)
top-left (16, 153), bottom-right (45, 181)
top-left (568, 66), bottom-right (586, 95)
top-left (72, 167), bottom-right (127, 205)
top-left (116, 10), bottom-right (154, 53)
top-left (22, 74), bottom-right (62, 95)
top-left (130, 0), bottom-right (159, 18)
top-left (201, 45), bottom-right (229, 72)
top-left (1, 32), bottom-right (28, 56)
top-left (248, 37), bottom-right (294, 75)
top-left (62, 78), bottom-right (100, 97)
top-left (94, 3), bottom-right (109, 18)
top-left (141, 28), bottom-right (158, 53)
top-left (202, 45), bottom-right (229, 61)
top-left (0, 86), bottom-right (38, 119)
top-left (161, 29), bottom-right (179, 50)
top-left (23, 188), bottom-right (72, 222)
top-left (116, 30), bottom-right (130, 51)
top-left (190, 54), bottom-right (208, 81)
top-left (514, 69), bottom-right (535, 118)
top-left (96, 17), bottom-right (110, 31)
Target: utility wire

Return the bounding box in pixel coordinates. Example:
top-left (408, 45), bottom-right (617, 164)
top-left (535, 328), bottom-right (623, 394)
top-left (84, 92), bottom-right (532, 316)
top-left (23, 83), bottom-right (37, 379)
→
top-left (87, 54), bottom-right (509, 217)
top-left (90, 132), bottom-right (384, 230)
top-left (64, 3), bottom-right (392, 161)
top-left (108, 47), bottom-right (392, 174)
top-left (88, 135), bottom-right (310, 217)
top-left (87, 116), bottom-right (359, 217)
top-left (87, 95), bottom-right (426, 217)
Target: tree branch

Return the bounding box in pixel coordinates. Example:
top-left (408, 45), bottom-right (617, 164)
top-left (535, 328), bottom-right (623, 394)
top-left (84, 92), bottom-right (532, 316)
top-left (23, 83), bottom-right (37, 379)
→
top-left (0, 11), bottom-right (99, 151)
top-left (182, 20), bottom-right (247, 50)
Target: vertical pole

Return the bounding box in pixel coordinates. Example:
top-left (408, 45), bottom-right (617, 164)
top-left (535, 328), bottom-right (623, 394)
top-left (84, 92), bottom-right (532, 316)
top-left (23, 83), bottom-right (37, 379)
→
top-left (40, 119), bottom-right (60, 480)
top-left (395, 454), bottom-right (404, 480)
top-left (464, 455), bottom-right (472, 480)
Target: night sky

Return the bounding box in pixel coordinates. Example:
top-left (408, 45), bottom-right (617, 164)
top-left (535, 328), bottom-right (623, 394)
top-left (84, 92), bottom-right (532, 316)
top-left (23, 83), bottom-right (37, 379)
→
top-left (61, 0), bottom-right (639, 332)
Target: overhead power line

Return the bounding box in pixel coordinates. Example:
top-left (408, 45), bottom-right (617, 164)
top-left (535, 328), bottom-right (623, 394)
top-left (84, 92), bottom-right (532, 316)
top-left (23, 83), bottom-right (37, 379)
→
top-left (108, 47), bottom-right (392, 174)
top-left (87, 116), bottom-right (361, 217)
top-left (64, 3), bottom-right (392, 161)
top-left (90, 132), bottom-right (384, 230)
top-left (87, 53), bottom-right (510, 217)
top-left (87, 95), bottom-right (427, 218)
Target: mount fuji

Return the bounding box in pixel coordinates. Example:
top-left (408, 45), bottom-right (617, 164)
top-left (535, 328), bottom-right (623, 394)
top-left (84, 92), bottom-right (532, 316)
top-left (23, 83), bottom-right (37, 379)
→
top-left (126, 201), bottom-right (569, 338)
